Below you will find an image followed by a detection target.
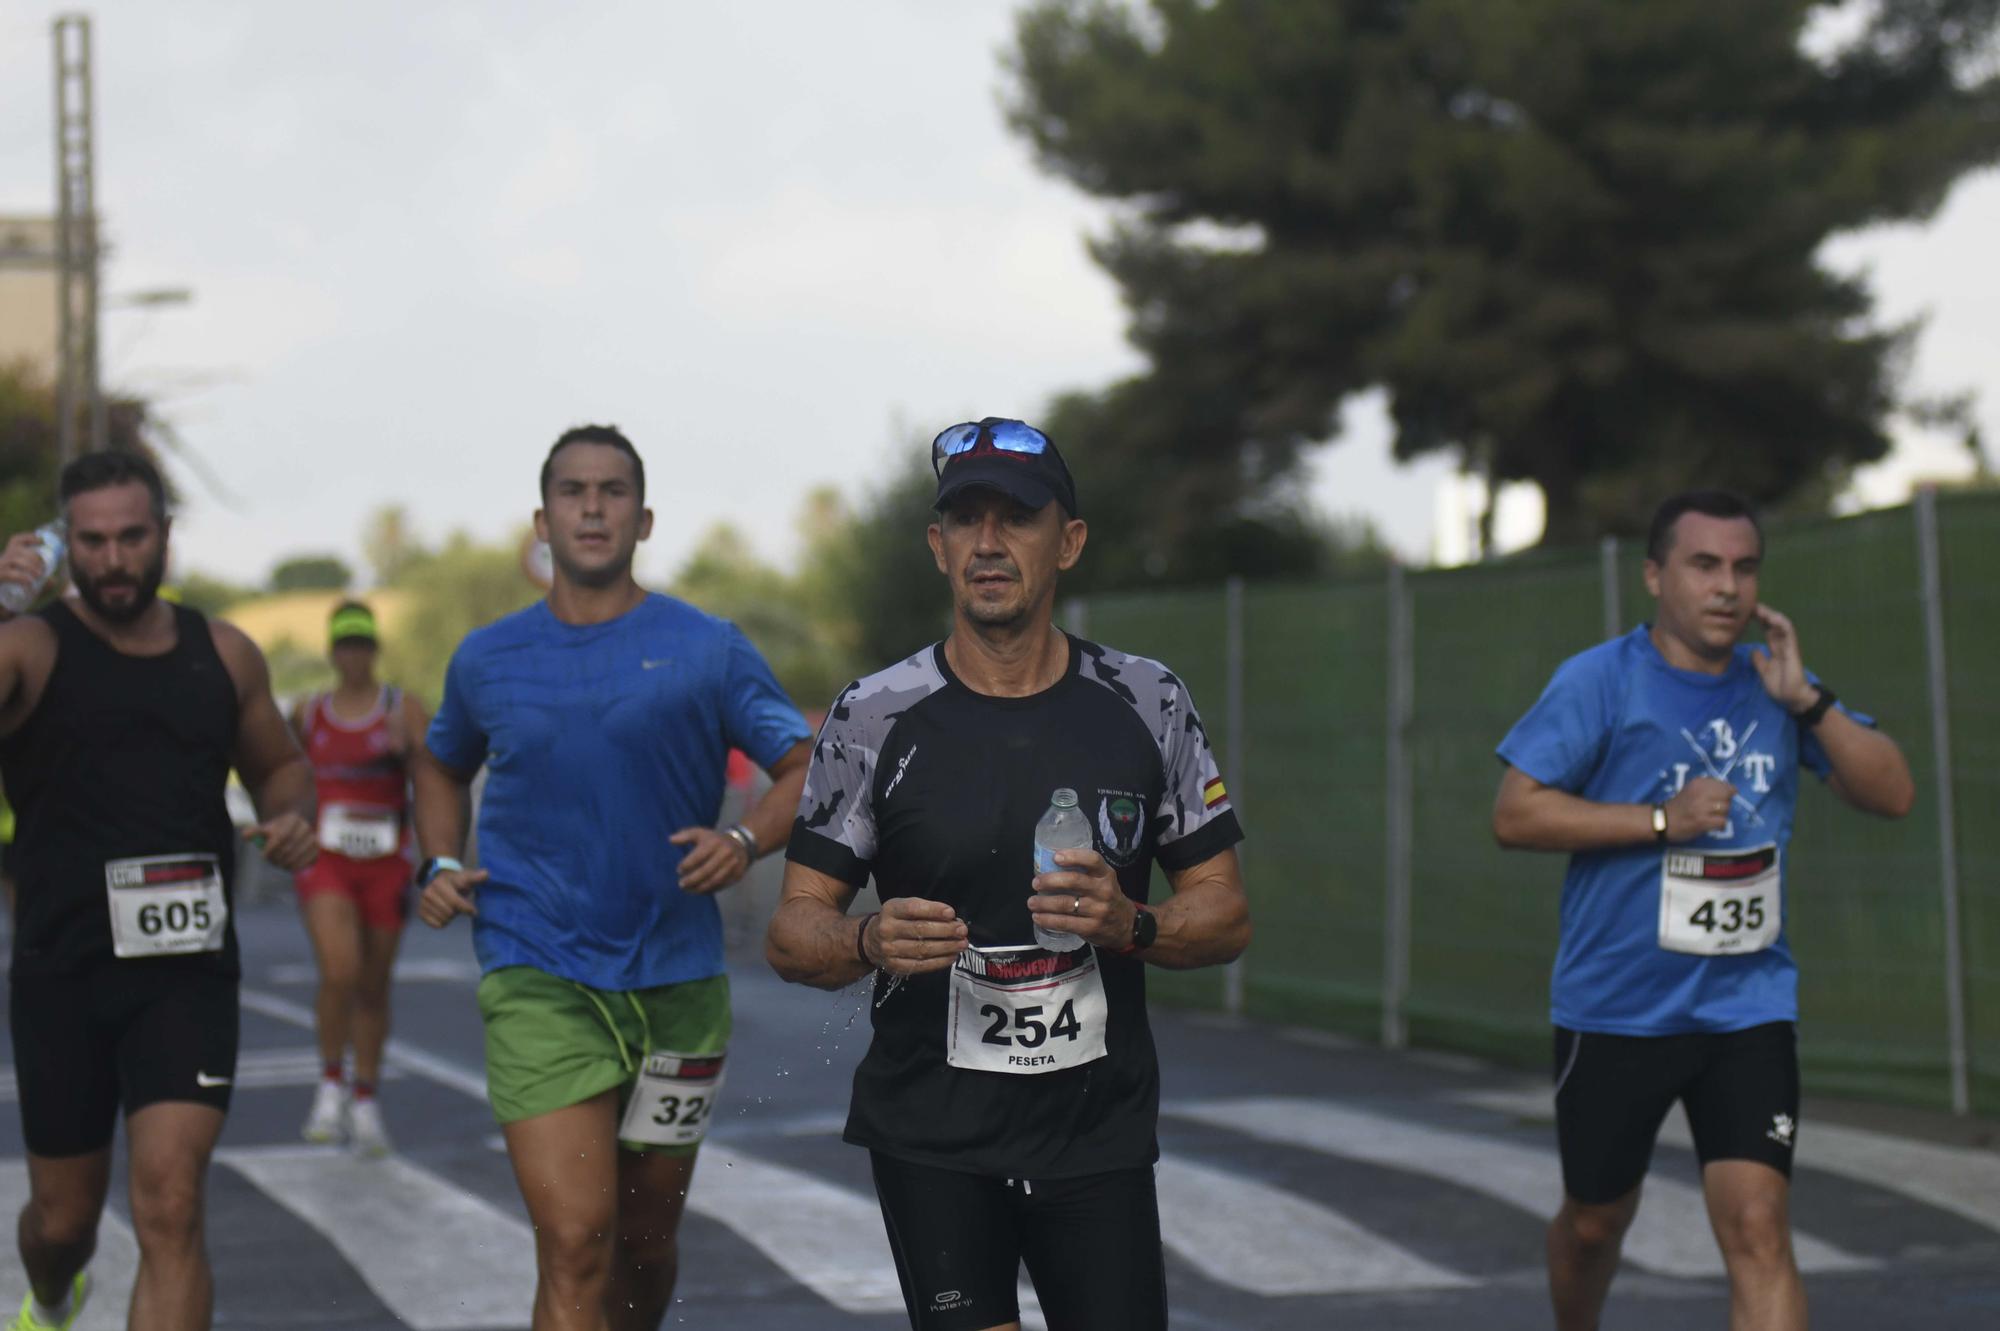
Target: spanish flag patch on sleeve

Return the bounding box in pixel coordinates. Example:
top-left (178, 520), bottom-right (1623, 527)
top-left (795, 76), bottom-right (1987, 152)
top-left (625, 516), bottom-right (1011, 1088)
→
top-left (1203, 777), bottom-right (1227, 809)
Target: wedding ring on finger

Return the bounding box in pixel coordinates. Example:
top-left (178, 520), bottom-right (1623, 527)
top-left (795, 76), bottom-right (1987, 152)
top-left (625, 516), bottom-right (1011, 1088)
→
top-left (1072, 896), bottom-right (1081, 914)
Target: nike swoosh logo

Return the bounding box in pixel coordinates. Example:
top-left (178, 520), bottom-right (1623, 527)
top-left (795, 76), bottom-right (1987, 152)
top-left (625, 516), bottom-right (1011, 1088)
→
top-left (642, 659), bottom-right (671, 670)
top-left (194, 1072), bottom-right (231, 1088)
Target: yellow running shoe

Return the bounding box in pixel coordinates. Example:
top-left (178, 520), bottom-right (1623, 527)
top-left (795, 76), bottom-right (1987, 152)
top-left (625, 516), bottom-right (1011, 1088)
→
top-left (9, 1270), bottom-right (89, 1330)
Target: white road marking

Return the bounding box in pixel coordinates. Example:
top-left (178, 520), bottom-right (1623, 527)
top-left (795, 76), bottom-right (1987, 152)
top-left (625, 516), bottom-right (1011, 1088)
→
top-left (264, 957), bottom-right (482, 986)
top-left (218, 1145), bottom-right (533, 1330)
top-left (1457, 1084), bottom-right (2000, 1236)
top-left (0, 1161), bottom-right (137, 1330)
top-left (1156, 1155), bottom-right (1472, 1293)
top-left (1172, 1097), bottom-right (1876, 1278)
top-left (692, 1145), bottom-right (1046, 1328)
top-left (0, 1047), bottom-right (402, 1102)
top-left (239, 987), bottom-right (488, 1100)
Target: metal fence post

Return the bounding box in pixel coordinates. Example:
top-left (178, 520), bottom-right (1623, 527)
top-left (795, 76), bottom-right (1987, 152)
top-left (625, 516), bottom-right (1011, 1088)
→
top-left (1061, 595), bottom-right (1088, 639)
top-left (1222, 576), bottom-right (1247, 1017)
top-left (1599, 535), bottom-right (1621, 640)
top-left (1915, 488), bottom-right (1972, 1115)
top-left (1382, 563), bottom-right (1413, 1048)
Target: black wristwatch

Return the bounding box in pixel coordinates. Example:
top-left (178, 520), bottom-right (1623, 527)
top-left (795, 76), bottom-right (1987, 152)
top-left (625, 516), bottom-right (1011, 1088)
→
top-left (1119, 906), bottom-right (1158, 955)
top-left (1794, 686), bottom-right (1837, 730)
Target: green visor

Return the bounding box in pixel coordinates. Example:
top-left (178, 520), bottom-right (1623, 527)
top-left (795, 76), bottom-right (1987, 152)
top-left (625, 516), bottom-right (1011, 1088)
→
top-left (328, 606), bottom-right (379, 646)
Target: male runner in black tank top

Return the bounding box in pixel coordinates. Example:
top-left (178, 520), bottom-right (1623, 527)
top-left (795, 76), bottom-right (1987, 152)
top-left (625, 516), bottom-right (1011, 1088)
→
top-left (768, 419), bottom-right (1251, 1331)
top-left (0, 452), bottom-right (316, 1331)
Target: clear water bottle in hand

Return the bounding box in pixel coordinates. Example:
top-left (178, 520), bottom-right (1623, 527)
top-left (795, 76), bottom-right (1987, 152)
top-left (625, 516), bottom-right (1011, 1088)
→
top-left (1032, 787), bottom-right (1093, 953)
top-left (0, 522), bottom-right (66, 615)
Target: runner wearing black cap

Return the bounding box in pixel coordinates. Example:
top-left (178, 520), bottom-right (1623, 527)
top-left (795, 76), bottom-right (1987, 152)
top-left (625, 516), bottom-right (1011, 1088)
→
top-left (767, 418), bottom-right (1251, 1331)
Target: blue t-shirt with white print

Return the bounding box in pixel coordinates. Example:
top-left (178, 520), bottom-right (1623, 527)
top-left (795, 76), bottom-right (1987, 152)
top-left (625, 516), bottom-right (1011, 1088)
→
top-left (1497, 626), bottom-right (1868, 1036)
top-left (427, 594), bottom-right (810, 991)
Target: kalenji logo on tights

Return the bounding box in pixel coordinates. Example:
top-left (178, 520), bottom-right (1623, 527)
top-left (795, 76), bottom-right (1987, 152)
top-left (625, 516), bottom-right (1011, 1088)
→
top-left (929, 1289), bottom-right (972, 1312)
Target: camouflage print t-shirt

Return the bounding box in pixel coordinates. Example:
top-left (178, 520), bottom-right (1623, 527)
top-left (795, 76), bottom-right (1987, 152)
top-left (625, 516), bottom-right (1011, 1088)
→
top-left (787, 633), bottom-right (1242, 1179)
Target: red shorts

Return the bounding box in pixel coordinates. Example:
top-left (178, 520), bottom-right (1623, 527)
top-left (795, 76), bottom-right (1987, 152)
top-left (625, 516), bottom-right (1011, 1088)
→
top-left (295, 851), bottom-right (413, 931)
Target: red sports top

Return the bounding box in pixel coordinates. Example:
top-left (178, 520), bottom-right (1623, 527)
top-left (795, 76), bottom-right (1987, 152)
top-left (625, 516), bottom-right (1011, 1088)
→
top-left (301, 689), bottom-right (408, 834)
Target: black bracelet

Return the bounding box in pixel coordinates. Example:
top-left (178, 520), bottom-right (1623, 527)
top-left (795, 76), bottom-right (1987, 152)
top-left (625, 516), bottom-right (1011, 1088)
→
top-left (854, 912), bottom-right (879, 967)
top-left (1795, 686), bottom-right (1837, 730)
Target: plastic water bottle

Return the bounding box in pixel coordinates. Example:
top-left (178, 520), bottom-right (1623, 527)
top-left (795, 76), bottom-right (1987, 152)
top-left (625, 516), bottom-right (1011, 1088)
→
top-left (1032, 788), bottom-right (1093, 952)
top-left (0, 522), bottom-right (66, 615)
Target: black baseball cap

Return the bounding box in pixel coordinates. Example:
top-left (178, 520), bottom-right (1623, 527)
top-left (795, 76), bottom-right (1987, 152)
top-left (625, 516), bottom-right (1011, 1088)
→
top-left (931, 417), bottom-right (1080, 518)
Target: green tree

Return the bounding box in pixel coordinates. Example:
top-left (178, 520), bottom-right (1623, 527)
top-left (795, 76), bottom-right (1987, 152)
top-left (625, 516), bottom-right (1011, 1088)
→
top-left (173, 570), bottom-right (257, 614)
top-left (822, 449), bottom-right (956, 669)
top-left (0, 362), bottom-right (164, 539)
top-left (360, 505), bottom-right (431, 586)
top-left (268, 554), bottom-right (353, 593)
top-left (381, 531), bottom-right (541, 706)
top-left (671, 490), bottom-right (869, 709)
top-left (1008, 0), bottom-right (2000, 546)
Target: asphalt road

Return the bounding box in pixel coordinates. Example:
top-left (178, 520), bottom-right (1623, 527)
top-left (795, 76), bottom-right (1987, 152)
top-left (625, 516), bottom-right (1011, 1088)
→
top-left (2, 893), bottom-right (1996, 1330)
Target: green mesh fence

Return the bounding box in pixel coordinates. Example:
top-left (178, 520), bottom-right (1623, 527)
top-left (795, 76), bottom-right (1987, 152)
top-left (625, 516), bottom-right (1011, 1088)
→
top-left (1938, 494), bottom-right (2000, 1114)
top-left (1078, 491), bottom-right (1998, 1114)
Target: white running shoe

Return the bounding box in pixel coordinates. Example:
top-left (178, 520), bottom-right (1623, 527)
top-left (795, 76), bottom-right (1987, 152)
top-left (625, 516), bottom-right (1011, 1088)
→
top-left (301, 1080), bottom-right (348, 1144)
top-left (348, 1098), bottom-right (391, 1158)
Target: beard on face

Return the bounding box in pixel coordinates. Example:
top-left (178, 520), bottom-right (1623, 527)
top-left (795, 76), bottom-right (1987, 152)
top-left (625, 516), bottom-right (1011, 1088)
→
top-left (73, 549), bottom-right (167, 625)
top-left (548, 528), bottom-right (633, 589)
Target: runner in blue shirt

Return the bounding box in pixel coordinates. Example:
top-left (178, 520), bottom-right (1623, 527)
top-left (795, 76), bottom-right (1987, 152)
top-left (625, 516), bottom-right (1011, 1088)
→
top-left (1492, 490), bottom-right (1914, 1331)
top-left (412, 425), bottom-right (811, 1331)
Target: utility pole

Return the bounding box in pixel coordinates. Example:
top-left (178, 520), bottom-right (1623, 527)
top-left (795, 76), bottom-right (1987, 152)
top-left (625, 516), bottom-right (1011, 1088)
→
top-left (53, 13), bottom-right (102, 467)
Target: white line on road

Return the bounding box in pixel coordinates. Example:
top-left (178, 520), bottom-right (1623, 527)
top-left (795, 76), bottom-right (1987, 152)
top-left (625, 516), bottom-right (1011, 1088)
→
top-left (263, 958), bottom-right (482, 986)
top-left (1456, 1085), bottom-right (2000, 1236)
top-left (0, 1047), bottom-right (403, 1103)
top-left (0, 1160), bottom-right (138, 1330)
top-left (239, 987), bottom-right (488, 1101)
top-left (218, 1145), bottom-right (534, 1331)
top-left (1156, 1155), bottom-right (1472, 1294)
top-left (1171, 1097), bottom-right (1876, 1279)
top-left (692, 1145), bottom-right (1047, 1329)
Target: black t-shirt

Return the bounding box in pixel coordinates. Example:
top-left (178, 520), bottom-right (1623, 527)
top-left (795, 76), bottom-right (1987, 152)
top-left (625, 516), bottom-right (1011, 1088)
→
top-left (787, 634), bottom-right (1243, 1178)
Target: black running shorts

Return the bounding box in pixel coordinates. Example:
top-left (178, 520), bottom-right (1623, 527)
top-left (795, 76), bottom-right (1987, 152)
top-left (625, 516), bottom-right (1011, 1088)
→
top-left (870, 1152), bottom-right (1168, 1331)
top-left (1553, 1021), bottom-right (1799, 1205)
top-left (10, 963), bottom-right (239, 1157)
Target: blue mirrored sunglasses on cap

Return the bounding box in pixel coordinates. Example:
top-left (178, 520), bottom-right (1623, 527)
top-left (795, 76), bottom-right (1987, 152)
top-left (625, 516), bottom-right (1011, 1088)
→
top-left (930, 418), bottom-right (1052, 477)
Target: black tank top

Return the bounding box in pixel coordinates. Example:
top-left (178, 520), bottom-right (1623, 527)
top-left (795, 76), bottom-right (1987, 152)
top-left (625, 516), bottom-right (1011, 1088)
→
top-left (2, 601), bottom-right (241, 976)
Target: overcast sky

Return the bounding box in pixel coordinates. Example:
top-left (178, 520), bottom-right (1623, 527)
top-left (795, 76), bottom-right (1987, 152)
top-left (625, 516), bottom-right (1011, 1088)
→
top-left (1, 2), bottom-right (1993, 586)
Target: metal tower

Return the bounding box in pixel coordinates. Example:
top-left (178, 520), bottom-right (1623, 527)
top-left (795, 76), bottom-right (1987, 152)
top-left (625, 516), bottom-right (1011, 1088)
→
top-left (53, 13), bottom-right (102, 465)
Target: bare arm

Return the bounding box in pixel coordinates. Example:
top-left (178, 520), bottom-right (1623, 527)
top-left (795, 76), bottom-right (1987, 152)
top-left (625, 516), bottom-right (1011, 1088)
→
top-left (673, 738), bottom-right (812, 894)
top-left (1492, 765), bottom-right (1735, 853)
top-left (411, 744), bottom-right (489, 927)
top-left (212, 621), bottom-right (317, 871)
top-left (766, 860), bottom-right (970, 990)
top-left (1813, 708), bottom-right (1916, 818)
top-left (1029, 844), bottom-right (1251, 970)
top-left (1751, 603), bottom-right (1914, 818)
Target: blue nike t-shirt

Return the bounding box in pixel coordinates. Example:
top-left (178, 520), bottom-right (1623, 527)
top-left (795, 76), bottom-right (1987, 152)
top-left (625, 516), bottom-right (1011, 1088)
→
top-left (426, 594), bottom-right (810, 991)
top-left (1496, 626), bottom-right (1869, 1036)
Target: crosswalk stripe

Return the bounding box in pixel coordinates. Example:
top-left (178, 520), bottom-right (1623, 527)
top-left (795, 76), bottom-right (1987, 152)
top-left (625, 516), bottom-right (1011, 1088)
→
top-left (692, 1145), bottom-right (1047, 1329)
top-left (217, 1145), bottom-right (534, 1330)
top-left (1156, 1155), bottom-right (1473, 1294)
top-left (1171, 1097), bottom-right (1876, 1279)
top-left (0, 1047), bottom-right (401, 1103)
top-left (1455, 1085), bottom-right (2000, 1236)
top-left (239, 986), bottom-right (488, 1101)
top-left (0, 1161), bottom-right (138, 1330)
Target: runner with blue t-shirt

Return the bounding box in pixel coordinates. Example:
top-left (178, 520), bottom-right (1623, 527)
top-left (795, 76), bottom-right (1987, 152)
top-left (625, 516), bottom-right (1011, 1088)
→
top-left (412, 425), bottom-right (811, 1331)
top-left (1492, 490), bottom-right (1914, 1331)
